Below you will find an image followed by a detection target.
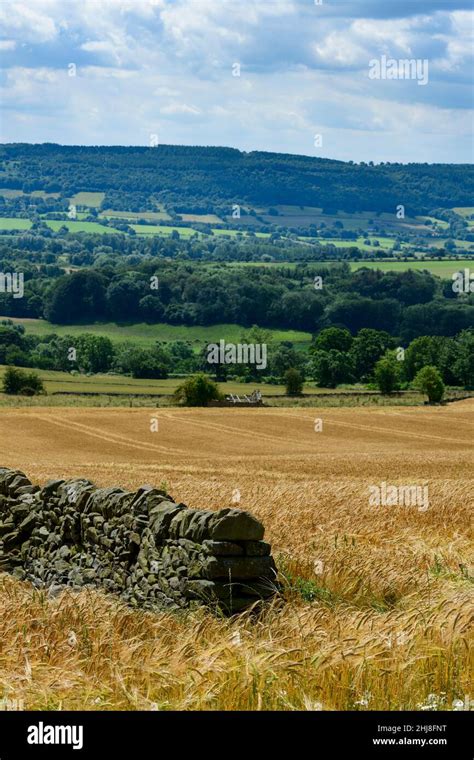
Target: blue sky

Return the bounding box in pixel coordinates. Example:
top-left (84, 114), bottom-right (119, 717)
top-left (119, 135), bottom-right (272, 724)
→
top-left (0, 0), bottom-right (472, 162)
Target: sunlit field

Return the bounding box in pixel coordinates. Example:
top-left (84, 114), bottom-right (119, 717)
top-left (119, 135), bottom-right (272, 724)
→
top-left (0, 402), bottom-right (472, 710)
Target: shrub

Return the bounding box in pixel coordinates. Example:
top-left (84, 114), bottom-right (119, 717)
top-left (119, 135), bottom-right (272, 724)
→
top-left (2, 367), bottom-right (45, 395)
top-left (374, 354), bottom-right (401, 395)
top-left (413, 365), bottom-right (445, 404)
top-left (284, 368), bottom-right (304, 396)
top-left (174, 374), bottom-right (222, 406)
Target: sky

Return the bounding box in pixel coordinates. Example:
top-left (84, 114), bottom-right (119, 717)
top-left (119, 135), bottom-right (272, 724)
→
top-left (0, 0), bottom-right (473, 163)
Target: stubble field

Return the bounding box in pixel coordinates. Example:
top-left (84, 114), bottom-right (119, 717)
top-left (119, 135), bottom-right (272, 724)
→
top-left (0, 402), bottom-right (472, 711)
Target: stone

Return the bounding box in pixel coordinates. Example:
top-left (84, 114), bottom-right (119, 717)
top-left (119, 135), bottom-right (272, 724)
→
top-left (209, 509), bottom-right (264, 541)
top-left (18, 512), bottom-right (37, 536)
top-left (203, 556), bottom-right (276, 581)
top-left (202, 540), bottom-right (244, 556)
top-left (150, 502), bottom-right (185, 539)
top-left (244, 540), bottom-right (271, 557)
top-left (41, 479), bottom-right (65, 498)
top-left (0, 468), bottom-right (277, 616)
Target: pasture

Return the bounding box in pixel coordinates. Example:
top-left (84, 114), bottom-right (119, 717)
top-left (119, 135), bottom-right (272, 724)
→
top-left (0, 318), bottom-right (312, 349)
top-left (0, 402), bottom-right (472, 710)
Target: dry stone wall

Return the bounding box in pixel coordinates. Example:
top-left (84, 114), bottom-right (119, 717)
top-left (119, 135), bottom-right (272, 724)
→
top-left (0, 467), bottom-right (278, 613)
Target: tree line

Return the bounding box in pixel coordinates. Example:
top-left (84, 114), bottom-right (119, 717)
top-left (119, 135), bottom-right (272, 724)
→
top-left (2, 143), bottom-right (473, 215)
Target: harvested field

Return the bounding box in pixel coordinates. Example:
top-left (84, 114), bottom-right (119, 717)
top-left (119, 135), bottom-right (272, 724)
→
top-left (0, 402), bottom-right (472, 710)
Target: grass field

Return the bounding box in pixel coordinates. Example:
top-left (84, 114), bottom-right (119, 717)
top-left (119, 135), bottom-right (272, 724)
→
top-left (180, 213), bottom-right (223, 223)
top-left (0, 401), bottom-right (472, 710)
top-left (313, 236), bottom-right (397, 251)
top-left (69, 192), bottom-right (105, 207)
top-left (0, 365), bottom-right (294, 397)
top-left (0, 364), bottom-right (437, 403)
top-left (227, 258), bottom-right (474, 278)
top-left (130, 223), bottom-right (198, 238)
top-left (453, 207), bottom-right (474, 218)
top-left (0, 218), bottom-right (119, 234)
top-left (350, 259), bottom-right (474, 277)
top-left (0, 318), bottom-right (312, 349)
top-left (0, 218), bottom-right (32, 230)
top-left (101, 210), bottom-right (171, 222)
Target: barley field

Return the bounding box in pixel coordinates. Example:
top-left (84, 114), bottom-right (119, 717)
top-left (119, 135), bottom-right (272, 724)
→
top-left (0, 402), bottom-right (472, 711)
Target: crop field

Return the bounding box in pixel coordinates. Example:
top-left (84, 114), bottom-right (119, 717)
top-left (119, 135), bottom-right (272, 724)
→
top-left (0, 402), bottom-right (472, 710)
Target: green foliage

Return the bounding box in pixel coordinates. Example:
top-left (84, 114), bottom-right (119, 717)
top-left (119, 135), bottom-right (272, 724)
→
top-left (452, 330), bottom-right (474, 388)
top-left (2, 143), bottom-right (472, 214)
top-left (374, 352), bottom-right (401, 395)
top-left (313, 327), bottom-right (353, 353)
top-left (413, 365), bottom-right (445, 404)
top-left (2, 366), bottom-right (45, 395)
top-left (284, 368), bottom-right (304, 396)
top-left (349, 328), bottom-right (396, 381)
top-left (174, 373), bottom-right (222, 406)
top-left (310, 349), bottom-right (353, 388)
top-left (45, 270), bottom-right (106, 324)
top-left (74, 334), bottom-right (115, 373)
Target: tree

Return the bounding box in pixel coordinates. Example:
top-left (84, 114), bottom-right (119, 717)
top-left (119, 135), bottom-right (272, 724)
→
top-left (349, 329), bottom-right (395, 381)
top-left (270, 344), bottom-right (303, 378)
top-left (284, 368), bottom-right (303, 396)
top-left (310, 349), bottom-right (353, 388)
top-left (404, 336), bottom-right (440, 380)
top-left (312, 327), bottom-right (353, 353)
top-left (117, 346), bottom-right (169, 379)
top-left (413, 366), bottom-right (445, 404)
top-left (2, 366), bottom-right (45, 395)
top-left (75, 334), bottom-right (115, 373)
top-left (45, 270), bottom-right (106, 324)
top-left (374, 353), bottom-right (401, 395)
top-left (452, 330), bottom-right (474, 388)
top-left (174, 374), bottom-right (222, 406)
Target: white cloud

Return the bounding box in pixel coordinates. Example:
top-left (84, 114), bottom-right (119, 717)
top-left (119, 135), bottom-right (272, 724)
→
top-left (0, 0), bottom-right (471, 162)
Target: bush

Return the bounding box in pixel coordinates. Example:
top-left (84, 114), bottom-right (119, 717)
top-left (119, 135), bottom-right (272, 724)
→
top-left (174, 374), bottom-right (222, 406)
top-left (413, 365), bottom-right (445, 404)
top-left (374, 354), bottom-right (401, 395)
top-left (2, 366), bottom-right (45, 395)
top-left (284, 368), bottom-right (304, 396)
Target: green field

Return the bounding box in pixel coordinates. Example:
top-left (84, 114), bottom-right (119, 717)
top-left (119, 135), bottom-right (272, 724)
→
top-left (0, 365), bottom-right (315, 397)
top-left (453, 207), bottom-right (474, 218)
top-left (69, 192), bottom-right (105, 207)
top-left (0, 218), bottom-right (32, 230)
top-left (180, 213), bottom-right (223, 224)
top-left (311, 235), bottom-right (397, 251)
top-left (0, 188), bottom-right (24, 198)
top-left (1, 318), bottom-right (312, 349)
top-left (130, 223), bottom-right (198, 238)
top-left (101, 209), bottom-right (171, 222)
top-left (226, 258), bottom-right (473, 278)
top-left (0, 218), bottom-right (119, 234)
top-left (46, 220), bottom-right (120, 234)
top-left (350, 258), bottom-right (474, 277)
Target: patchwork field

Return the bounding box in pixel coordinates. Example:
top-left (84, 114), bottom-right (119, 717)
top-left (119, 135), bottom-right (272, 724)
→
top-left (0, 402), bottom-right (472, 710)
